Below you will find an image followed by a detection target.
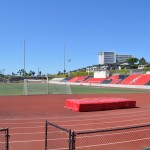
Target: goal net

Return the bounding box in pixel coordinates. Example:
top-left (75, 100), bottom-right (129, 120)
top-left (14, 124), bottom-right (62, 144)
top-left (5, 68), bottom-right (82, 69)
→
top-left (24, 79), bottom-right (72, 95)
top-left (48, 82), bottom-right (72, 94)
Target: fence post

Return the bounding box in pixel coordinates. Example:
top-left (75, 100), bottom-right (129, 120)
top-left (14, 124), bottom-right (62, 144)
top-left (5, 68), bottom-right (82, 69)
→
top-left (45, 121), bottom-right (48, 150)
top-left (6, 128), bottom-right (9, 150)
top-left (68, 130), bottom-right (72, 150)
top-left (71, 131), bottom-right (76, 150)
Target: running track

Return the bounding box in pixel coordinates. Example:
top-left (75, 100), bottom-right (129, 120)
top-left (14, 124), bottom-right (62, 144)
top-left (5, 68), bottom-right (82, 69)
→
top-left (0, 93), bottom-right (150, 150)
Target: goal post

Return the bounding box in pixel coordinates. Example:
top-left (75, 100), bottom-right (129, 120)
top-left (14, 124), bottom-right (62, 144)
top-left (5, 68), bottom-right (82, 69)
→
top-left (24, 79), bottom-right (72, 95)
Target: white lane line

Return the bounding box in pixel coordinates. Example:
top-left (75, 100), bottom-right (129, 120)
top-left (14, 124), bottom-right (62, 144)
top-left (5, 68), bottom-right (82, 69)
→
top-left (9, 123), bottom-right (150, 138)
top-left (46, 128), bottom-right (150, 140)
top-left (58, 116), bottom-right (150, 127)
top-left (76, 122), bottom-right (150, 132)
top-left (1, 108), bottom-right (150, 121)
top-left (11, 131), bottom-right (44, 135)
top-left (8, 127), bottom-right (150, 137)
top-left (9, 129), bottom-right (150, 146)
top-left (77, 128), bottom-right (150, 138)
top-left (0, 110), bottom-right (150, 125)
top-left (0, 118), bottom-right (47, 121)
top-left (0, 121), bottom-right (43, 125)
top-left (10, 126), bottom-right (44, 130)
top-left (47, 148), bottom-right (68, 150)
top-left (9, 139), bottom-right (44, 144)
top-left (47, 148), bottom-right (67, 150)
top-left (76, 137), bottom-right (150, 149)
top-left (4, 116), bottom-right (150, 130)
top-left (46, 113), bottom-right (150, 123)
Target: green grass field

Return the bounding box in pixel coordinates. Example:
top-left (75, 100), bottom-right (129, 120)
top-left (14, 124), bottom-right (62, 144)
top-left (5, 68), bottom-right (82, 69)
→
top-left (0, 83), bottom-right (149, 95)
top-left (0, 83), bottom-right (24, 95)
top-left (71, 85), bottom-right (150, 94)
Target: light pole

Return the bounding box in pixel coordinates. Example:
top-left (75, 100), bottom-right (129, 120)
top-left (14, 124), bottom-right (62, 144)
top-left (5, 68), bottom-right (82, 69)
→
top-left (24, 39), bottom-right (26, 76)
top-left (63, 43), bottom-right (66, 77)
top-left (68, 59), bottom-right (71, 77)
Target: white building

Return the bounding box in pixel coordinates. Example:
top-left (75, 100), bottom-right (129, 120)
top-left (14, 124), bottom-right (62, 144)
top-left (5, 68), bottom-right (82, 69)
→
top-left (98, 51), bottom-right (133, 65)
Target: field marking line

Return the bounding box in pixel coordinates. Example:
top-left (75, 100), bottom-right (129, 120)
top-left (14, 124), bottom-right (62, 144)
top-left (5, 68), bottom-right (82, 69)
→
top-left (77, 128), bottom-right (150, 138)
top-left (0, 118), bottom-right (48, 121)
top-left (47, 148), bottom-right (67, 150)
top-left (9, 129), bottom-right (150, 146)
top-left (10, 125), bottom-right (44, 130)
top-left (76, 136), bottom-right (150, 149)
top-left (5, 116), bottom-right (150, 130)
top-left (46, 128), bottom-right (150, 140)
top-left (0, 108), bottom-right (150, 121)
top-left (8, 127), bottom-right (150, 137)
top-left (8, 126), bottom-right (150, 147)
top-left (0, 112), bottom-right (150, 125)
top-left (47, 148), bottom-right (68, 150)
top-left (75, 122), bottom-right (150, 132)
top-left (45, 113), bottom-right (150, 124)
top-left (11, 131), bottom-right (44, 135)
top-left (9, 139), bottom-right (44, 144)
top-left (59, 116), bottom-right (150, 127)
top-left (0, 109), bottom-right (150, 125)
top-left (0, 121), bottom-right (44, 125)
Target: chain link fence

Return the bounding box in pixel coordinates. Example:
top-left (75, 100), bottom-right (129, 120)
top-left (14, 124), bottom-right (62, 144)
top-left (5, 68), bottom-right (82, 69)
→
top-left (0, 128), bottom-right (9, 150)
top-left (74, 124), bottom-right (150, 150)
top-left (45, 121), bottom-right (150, 150)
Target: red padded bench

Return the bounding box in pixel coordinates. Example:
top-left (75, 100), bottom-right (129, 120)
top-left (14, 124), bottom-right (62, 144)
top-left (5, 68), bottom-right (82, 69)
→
top-left (65, 97), bottom-right (136, 112)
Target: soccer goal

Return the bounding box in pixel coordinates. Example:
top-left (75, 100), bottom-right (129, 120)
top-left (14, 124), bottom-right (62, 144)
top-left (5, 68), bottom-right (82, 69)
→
top-left (24, 79), bottom-right (72, 95)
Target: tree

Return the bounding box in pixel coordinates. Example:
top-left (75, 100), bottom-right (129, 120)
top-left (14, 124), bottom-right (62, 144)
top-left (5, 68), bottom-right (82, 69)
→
top-left (12, 72), bottom-right (16, 76)
top-left (21, 69), bottom-right (26, 76)
top-left (126, 57), bottom-right (139, 65)
top-left (17, 69), bottom-right (26, 76)
top-left (17, 70), bottom-right (22, 76)
top-left (29, 70), bottom-right (35, 76)
top-left (58, 71), bottom-right (61, 75)
top-left (38, 71), bottom-right (42, 76)
top-left (139, 57), bottom-right (147, 65)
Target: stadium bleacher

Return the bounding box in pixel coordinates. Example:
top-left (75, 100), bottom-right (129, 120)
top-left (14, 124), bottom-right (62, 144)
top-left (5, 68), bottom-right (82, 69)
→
top-left (130, 74), bottom-right (150, 85)
top-left (68, 76), bottom-right (87, 82)
top-left (101, 74), bottom-right (128, 84)
top-left (66, 73), bottom-right (150, 86)
top-left (87, 77), bottom-right (105, 83)
top-left (120, 74), bottom-right (142, 85)
top-left (108, 75), bottom-right (120, 84)
top-left (68, 76), bottom-right (105, 83)
top-left (145, 80), bottom-right (150, 86)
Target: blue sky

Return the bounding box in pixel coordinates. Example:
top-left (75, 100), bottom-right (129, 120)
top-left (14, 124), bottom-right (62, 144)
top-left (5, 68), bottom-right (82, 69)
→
top-left (0, 0), bottom-right (150, 75)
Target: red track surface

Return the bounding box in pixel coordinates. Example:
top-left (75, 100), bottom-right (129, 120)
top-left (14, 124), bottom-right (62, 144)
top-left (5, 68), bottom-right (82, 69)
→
top-left (0, 93), bottom-right (150, 150)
